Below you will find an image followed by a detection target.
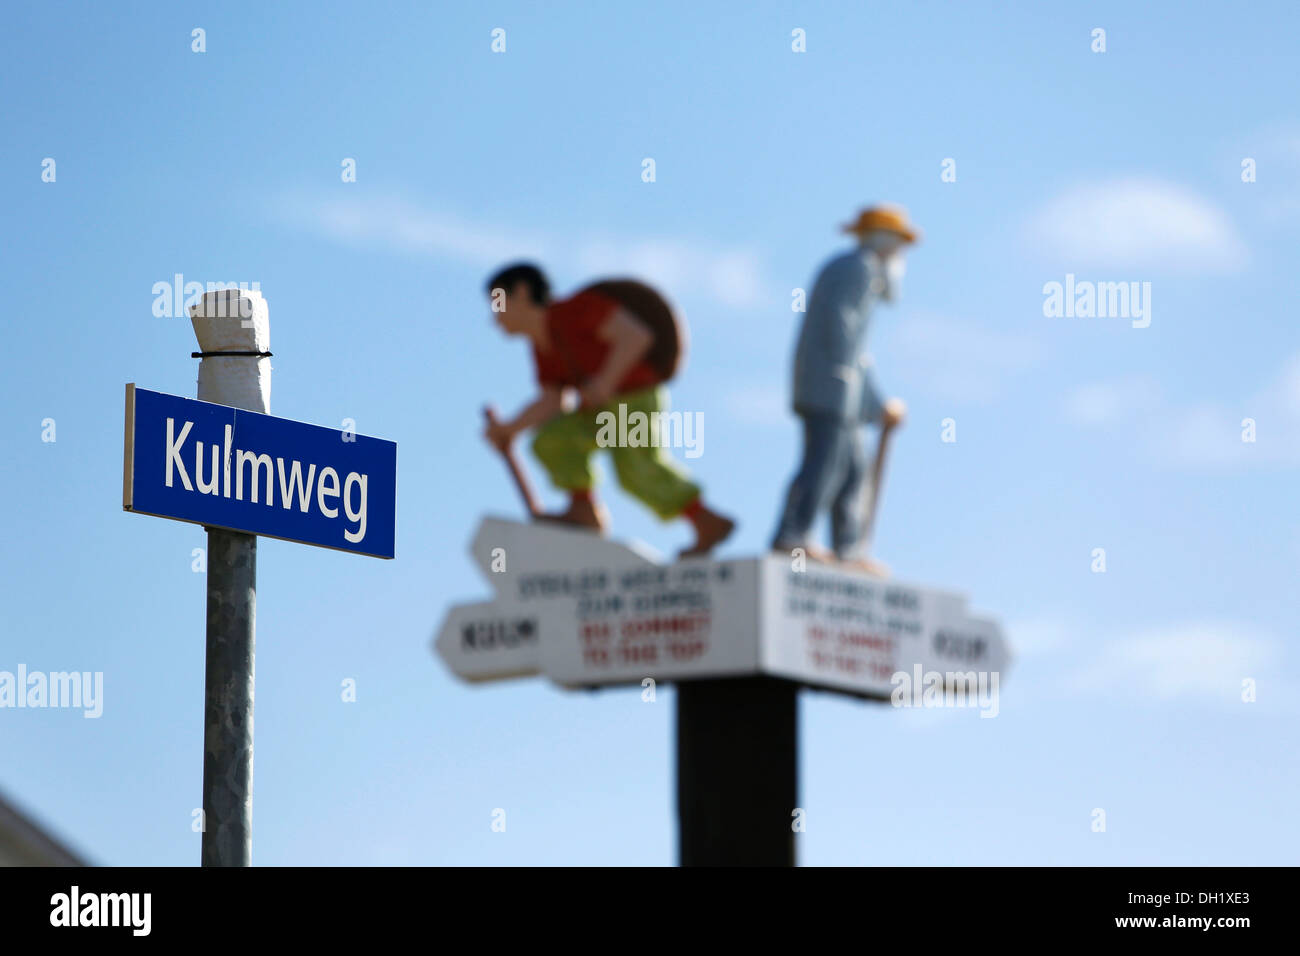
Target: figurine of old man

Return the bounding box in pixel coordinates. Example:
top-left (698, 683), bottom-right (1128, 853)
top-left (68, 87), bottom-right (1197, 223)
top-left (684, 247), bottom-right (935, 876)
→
top-left (771, 205), bottom-right (920, 573)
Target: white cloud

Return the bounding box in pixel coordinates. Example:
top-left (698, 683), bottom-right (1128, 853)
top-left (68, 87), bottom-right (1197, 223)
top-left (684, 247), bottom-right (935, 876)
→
top-left (575, 237), bottom-right (769, 309)
top-left (279, 194), bottom-right (771, 309)
top-left (1026, 178), bottom-right (1248, 274)
top-left (1166, 360), bottom-right (1300, 467)
top-left (1162, 402), bottom-right (1249, 467)
top-left (1065, 354), bottom-right (1300, 468)
top-left (722, 310), bottom-right (1045, 425)
top-left (1070, 623), bottom-right (1277, 703)
top-left (303, 196), bottom-right (551, 263)
top-left (890, 311), bottom-right (1045, 404)
top-left (1063, 378), bottom-right (1161, 427)
top-left (1005, 617), bottom-right (1072, 657)
top-left (999, 618), bottom-right (1289, 710)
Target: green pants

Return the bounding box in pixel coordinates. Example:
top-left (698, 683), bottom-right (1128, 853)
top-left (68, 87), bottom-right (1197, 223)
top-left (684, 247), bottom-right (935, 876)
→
top-left (531, 386), bottom-right (700, 521)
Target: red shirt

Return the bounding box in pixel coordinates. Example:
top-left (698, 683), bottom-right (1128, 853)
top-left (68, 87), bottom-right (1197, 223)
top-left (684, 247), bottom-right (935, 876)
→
top-left (532, 290), bottom-right (659, 393)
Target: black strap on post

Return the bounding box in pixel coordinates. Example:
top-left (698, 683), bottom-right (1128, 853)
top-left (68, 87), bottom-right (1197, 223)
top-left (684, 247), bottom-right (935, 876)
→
top-left (192, 351), bottom-right (273, 358)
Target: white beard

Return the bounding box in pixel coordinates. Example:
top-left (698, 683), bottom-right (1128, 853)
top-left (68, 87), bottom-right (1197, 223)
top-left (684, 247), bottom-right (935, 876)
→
top-left (866, 249), bottom-right (906, 302)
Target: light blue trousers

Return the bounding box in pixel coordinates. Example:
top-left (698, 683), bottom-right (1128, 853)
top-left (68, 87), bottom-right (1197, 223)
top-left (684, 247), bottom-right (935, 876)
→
top-left (771, 413), bottom-right (869, 558)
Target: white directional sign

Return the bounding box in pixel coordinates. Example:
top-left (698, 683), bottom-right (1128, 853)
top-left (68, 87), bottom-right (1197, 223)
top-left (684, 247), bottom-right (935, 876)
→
top-left (434, 517), bottom-right (1010, 700)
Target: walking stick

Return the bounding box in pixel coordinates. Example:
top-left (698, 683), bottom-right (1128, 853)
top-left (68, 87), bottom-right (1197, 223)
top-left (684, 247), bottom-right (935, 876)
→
top-left (861, 421), bottom-right (897, 551)
top-left (483, 406), bottom-right (542, 519)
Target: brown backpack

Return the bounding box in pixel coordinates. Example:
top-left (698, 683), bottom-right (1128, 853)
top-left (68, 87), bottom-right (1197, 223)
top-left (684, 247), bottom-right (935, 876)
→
top-left (580, 279), bottom-right (686, 383)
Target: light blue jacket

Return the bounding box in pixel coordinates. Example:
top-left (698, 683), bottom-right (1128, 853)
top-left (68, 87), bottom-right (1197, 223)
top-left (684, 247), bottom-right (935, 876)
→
top-left (791, 248), bottom-right (885, 424)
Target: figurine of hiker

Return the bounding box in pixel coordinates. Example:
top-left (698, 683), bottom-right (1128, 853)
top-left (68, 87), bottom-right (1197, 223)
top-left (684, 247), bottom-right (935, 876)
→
top-left (771, 205), bottom-right (919, 574)
top-left (482, 263), bottom-right (735, 556)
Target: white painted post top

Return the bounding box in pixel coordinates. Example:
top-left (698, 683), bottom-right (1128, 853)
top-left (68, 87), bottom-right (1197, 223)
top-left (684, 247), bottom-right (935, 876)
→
top-left (189, 289), bottom-right (271, 413)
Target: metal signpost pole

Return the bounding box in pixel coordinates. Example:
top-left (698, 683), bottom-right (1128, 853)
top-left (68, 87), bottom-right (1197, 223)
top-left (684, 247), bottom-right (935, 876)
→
top-left (201, 527), bottom-right (256, 866)
top-left (676, 676), bottom-right (798, 867)
top-left (192, 289), bottom-right (271, 867)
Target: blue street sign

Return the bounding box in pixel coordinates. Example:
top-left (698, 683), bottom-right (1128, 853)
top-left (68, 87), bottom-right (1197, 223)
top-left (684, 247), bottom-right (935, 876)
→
top-left (123, 384), bottom-right (396, 558)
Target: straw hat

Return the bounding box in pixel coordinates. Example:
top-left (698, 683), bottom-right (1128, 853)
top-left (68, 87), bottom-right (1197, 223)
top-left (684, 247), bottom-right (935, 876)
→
top-left (841, 204), bottom-right (921, 243)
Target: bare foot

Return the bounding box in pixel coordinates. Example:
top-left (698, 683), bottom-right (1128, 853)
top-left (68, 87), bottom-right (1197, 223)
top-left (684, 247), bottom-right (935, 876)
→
top-left (679, 506), bottom-right (736, 558)
top-left (839, 555), bottom-right (891, 577)
top-left (536, 495), bottom-right (608, 535)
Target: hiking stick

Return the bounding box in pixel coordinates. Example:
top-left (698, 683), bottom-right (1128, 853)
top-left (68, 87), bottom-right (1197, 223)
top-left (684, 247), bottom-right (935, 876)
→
top-left (483, 406), bottom-right (542, 519)
top-left (861, 421), bottom-right (896, 551)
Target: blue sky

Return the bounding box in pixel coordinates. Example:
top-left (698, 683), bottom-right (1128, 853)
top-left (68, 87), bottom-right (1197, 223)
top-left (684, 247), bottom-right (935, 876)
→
top-left (2, 0), bottom-right (1297, 865)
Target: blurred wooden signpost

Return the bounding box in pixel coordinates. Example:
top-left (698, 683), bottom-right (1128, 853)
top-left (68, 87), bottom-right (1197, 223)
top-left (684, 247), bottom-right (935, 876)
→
top-left (434, 516), bottom-right (1009, 866)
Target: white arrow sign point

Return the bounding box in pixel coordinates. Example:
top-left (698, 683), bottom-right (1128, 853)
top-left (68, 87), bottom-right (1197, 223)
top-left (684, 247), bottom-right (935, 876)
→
top-left (758, 555), bottom-right (1010, 700)
top-left (433, 600), bottom-right (542, 683)
top-left (437, 518), bottom-right (662, 683)
top-left (470, 515), bottom-right (660, 588)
